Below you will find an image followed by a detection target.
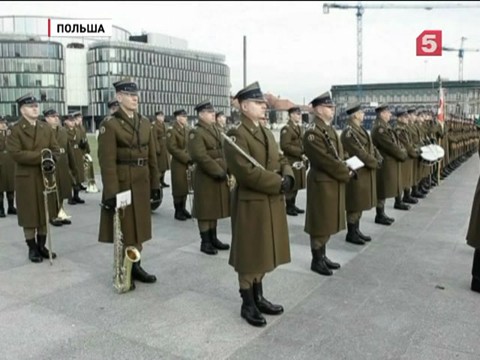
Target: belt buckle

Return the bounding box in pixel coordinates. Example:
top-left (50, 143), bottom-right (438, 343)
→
top-left (137, 158), bottom-right (145, 166)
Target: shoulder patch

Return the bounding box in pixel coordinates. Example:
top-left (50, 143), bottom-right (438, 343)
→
top-left (99, 126), bottom-right (106, 135)
top-left (308, 134), bottom-right (315, 142)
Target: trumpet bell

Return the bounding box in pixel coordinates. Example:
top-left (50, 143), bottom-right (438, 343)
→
top-left (86, 181), bottom-right (99, 193)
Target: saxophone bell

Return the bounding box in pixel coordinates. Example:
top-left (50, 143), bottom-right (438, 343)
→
top-left (84, 154), bottom-right (99, 193)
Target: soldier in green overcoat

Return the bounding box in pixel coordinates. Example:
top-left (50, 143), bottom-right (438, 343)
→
top-left (304, 92), bottom-right (352, 276)
top-left (6, 94), bottom-right (60, 263)
top-left (280, 107), bottom-right (307, 216)
top-left (0, 116), bottom-right (16, 217)
top-left (187, 100), bottom-right (230, 255)
top-left (166, 109), bottom-right (193, 221)
top-left (224, 82), bottom-right (294, 327)
top-left (64, 114), bottom-right (85, 205)
top-left (97, 79), bottom-right (161, 287)
top-left (153, 110), bottom-right (170, 188)
top-left (341, 103), bottom-right (382, 245)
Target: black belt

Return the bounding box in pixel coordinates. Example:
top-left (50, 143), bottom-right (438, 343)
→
top-left (116, 158), bottom-right (148, 166)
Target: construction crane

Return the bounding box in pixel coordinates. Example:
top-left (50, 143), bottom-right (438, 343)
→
top-left (442, 37), bottom-right (480, 81)
top-left (323, 1), bottom-right (480, 97)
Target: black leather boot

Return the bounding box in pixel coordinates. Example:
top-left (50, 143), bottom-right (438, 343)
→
top-left (50, 218), bottom-right (64, 227)
top-left (375, 207), bottom-right (394, 225)
top-left (174, 202), bottom-right (187, 221)
top-left (356, 221), bottom-right (371, 242)
top-left (239, 288), bottom-right (267, 327)
top-left (472, 249), bottom-right (480, 293)
top-left (310, 248), bottom-right (332, 276)
top-left (132, 260), bottom-right (157, 283)
top-left (285, 198), bottom-right (298, 216)
top-left (73, 189), bottom-right (85, 204)
top-left (182, 199), bottom-right (192, 219)
top-left (37, 234), bottom-right (57, 259)
top-left (252, 281), bottom-right (283, 315)
top-left (26, 239), bottom-right (43, 263)
top-left (0, 193), bottom-right (5, 218)
top-left (322, 245), bottom-right (341, 269)
top-left (403, 189), bottom-right (418, 204)
top-left (394, 195), bottom-right (411, 211)
top-left (160, 175), bottom-right (170, 188)
top-left (209, 228), bottom-right (229, 250)
top-left (411, 186), bottom-right (425, 199)
top-left (346, 223), bottom-right (365, 245)
top-left (200, 231), bottom-right (217, 255)
top-left (293, 195), bottom-right (305, 214)
top-left (6, 192), bottom-right (16, 214)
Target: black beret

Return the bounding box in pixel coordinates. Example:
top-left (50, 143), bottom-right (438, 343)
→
top-left (310, 92), bottom-right (335, 107)
top-left (173, 109), bottom-right (187, 117)
top-left (108, 99), bottom-right (119, 109)
top-left (194, 100), bottom-right (215, 113)
top-left (16, 94), bottom-right (38, 108)
top-left (113, 79), bottom-right (138, 94)
top-left (288, 107), bottom-right (301, 114)
top-left (43, 108), bottom-right (58, 117)
top-left (233, 81), bottom-right (267, 103)
top-left (375, 103), bottom-right (390, 113)
top-left (155, 110), bottom-right (164, 116)
top-left (346, 103), bottom-right (362, 115)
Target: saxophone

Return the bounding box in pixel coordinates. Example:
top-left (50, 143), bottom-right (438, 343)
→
top-left (113, 207), bottom-right (140, 294)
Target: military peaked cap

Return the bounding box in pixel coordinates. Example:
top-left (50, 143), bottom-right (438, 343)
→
top-left (407, 108), bottom-right (416, 114)
top-left (288, 106), bottom-right (301, 114)
top-left (346, 103), bottom-right (362, 115)
top-left (173, 109), bottom-right (187, 117)
top-left (215, 111), bottom-right (225, 118)
top-left (113, 79), bottom-right (138, 94)
top-left (108, 99), bottom-right (119, 109)
top-left (310, 92), bottom-right (335, 107)
top-left (16, 93), bottom-right (38, 108)
top-left (155, 110), bottom-right (164, 116)
top-left (43, 108), bottom-right (58, 117)
top-left (233, 81), bottom-right (267, 102)
top-left (375, 103), bottom-right (390, 113)
top-left (194, 100), bottom-right (215, 113)
top-left (396, 108), bottom-right (408, 117)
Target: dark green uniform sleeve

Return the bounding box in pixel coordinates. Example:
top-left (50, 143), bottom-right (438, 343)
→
top-left (188, 129), bottom-right (225, 178)
top-left (280, 127), bottom-right (302, 158)
top-left (98, 120), bottom-right (119, 199)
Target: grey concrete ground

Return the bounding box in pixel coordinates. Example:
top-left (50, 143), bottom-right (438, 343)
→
top-left (1, 148), bottom-right (479, 360)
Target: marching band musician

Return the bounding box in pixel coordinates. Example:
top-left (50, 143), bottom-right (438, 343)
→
top-left (6, 94), bottom-right (60, 263)
top-left (98, 79), bottom-right (161, 288)
top-left (224, 82), bottom-right (294, 327)
top-left (187, 100), bottom-right (230, 255)
top-left (64, 113), bottom-right (86, 205)
top-left (304, 92), bottom-right (352, 276)
top-left (371, 104), bottom-right (408, 225)
top-left (340, 103), bottom-right (382, 245)
top-left (166, 109), bottom-right (193, 221)
top-left (43, 109), bottom-right (76, 226)
top-left (0, 116), bottom-right (16, 218)
top-left (280, 106), bottom-right (307, 216)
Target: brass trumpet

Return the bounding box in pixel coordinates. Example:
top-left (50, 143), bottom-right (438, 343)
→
top-left (84, 154), bottom-right (99, 193)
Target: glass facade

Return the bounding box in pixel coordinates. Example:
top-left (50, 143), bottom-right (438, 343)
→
top-left (0, 40), bottom-right (65, 116)
top-left (87, 42), bottom-right (231, 118)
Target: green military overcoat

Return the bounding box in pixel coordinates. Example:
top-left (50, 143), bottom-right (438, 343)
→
top-left (187, 121), bottom-right (230, 220)
top-left (0, 128), bottom-right (15, 192)
top-left (152, 121), bottom-right (170, 175)
top-left (304, 117), bottom-right (350, 237)
top-left (54, 126), bottom-right (76, 200)
top-left (467, 148), bottom-right (480, 249)
top-left (97, 109), bottom-right (159, 247)
top-left (395, 123), bottom-right (419, 189)
top-left (6, 117), bottom-right (59, 228)
top-left (280, 120), bottom-right (306, 190)
top-left (224, 115), bottom-right (293, 274)
top-left (341, 120), bottom-right (379, 213)
top-left (166, 122), bottom-right (191, 197)
top-left (371, 119), bottom-right (407, 199)
top-left (66, 127), bottom-right (85, 184)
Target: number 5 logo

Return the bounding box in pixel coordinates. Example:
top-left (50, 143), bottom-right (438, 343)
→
top-left (416, 30), bottom-right (442, 56)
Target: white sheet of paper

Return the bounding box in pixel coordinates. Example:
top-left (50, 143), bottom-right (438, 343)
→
top-left (116, 190), bottom-right (132, 209)
top-left (345, 156), bottom-right (365, 171)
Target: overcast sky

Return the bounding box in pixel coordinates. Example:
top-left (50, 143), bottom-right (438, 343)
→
top-left (2, 1), bottom-right (480, 104)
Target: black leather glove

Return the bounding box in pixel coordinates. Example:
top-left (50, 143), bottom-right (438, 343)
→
top-left (102, 197), bottom-right (116, 212)
top-left (349, 169), bottom-right (358, 180)
top-left (151, 189), bottom-right (161, 201)
top-left (280, 175), bottom-right (294, 193)
top-left (78, 140), bottom-right (86, 150)
top-left (214, 172), bottom-right (228, 182)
